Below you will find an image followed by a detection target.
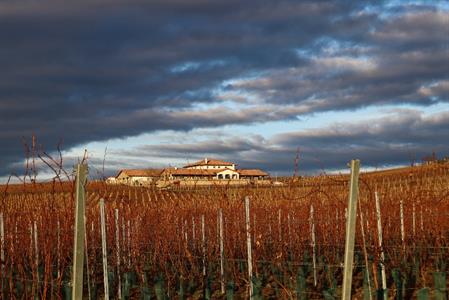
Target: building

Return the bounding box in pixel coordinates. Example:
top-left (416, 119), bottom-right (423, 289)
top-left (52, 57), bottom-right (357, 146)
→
top-left (160, 158), bottom-right (269, 186)
top-left (105, 177), bottom-right (117, 184)
top-left (115, 169), bottom-right (164, 186)
top-left (111, 158), bottom-right (270, 187)
top-left (184, 158), bottom-right (236, 170)
top-left (238, 169), bottom-right (269, 179)
top-left (162, 167), bottom-right (241, 181)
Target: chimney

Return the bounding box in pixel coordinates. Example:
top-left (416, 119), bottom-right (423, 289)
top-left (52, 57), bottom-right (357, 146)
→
top-left (205, 157), bottom-right (208, 164)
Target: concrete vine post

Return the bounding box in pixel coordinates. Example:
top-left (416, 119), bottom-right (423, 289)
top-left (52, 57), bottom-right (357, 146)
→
top-left (127, 220), bottom-right (131, 268)
top-left (0, 213), bottom-right (4, 300)
top-left (287, 213), bottom-right (291, 251)
top-left (29, 224), bottom-right (34, 295)
top-left (245, 196), bottom-right (253, 299)
top-left (84, 216), bottom-right (92, 300)
top-left (342, 159), bottom-right (360, 300)
top-left (400, 200), bottom-right (405, 253)
top-left (72, 163), bottom-right (88, 300)
top-left (33, 221), bottom-right (38, 285)
top-left (412, 202), bottom-right (416, 237)
top-left (115, 209), bottom-right (122, 299)
top-left (201, 215), bottom-right (206, 278)
top-left (57, 218), bottom-right (61, 279)
top-left (100, 199), bottom-right (110, 300)
top-left (375, 191), bottom-right (387, 299)
top-left (219, 209), bottom-right (225, 294)
top-left (309, 204), bottom-right (317, 287)
top-left (200, 214), bottom-right (209, 299)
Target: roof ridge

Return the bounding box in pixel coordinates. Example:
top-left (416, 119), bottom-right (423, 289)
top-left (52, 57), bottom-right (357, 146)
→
top-left (183, 158), bottom-right (235, 168)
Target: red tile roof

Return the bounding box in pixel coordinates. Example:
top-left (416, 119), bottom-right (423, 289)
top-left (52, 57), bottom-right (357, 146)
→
top-left (237, 169), bottom-right (269, 176)
top-left (116, 169), bottom-right (164, 178)
top-left (164, 168), bottom-right (220, 176)
top-left (184, 158), bottom-right (234, 168)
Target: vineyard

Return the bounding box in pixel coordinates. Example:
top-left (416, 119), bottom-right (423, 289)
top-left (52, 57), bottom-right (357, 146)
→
top-left (1, 162), bottom-right (449, 299)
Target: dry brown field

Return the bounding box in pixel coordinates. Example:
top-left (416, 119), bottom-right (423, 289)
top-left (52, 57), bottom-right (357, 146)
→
top-left (0, 162), bottom-right (448, 299)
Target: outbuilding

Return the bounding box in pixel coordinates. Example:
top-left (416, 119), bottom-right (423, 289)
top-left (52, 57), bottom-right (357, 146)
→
top-left (115, 169), bottom-right (164, 186)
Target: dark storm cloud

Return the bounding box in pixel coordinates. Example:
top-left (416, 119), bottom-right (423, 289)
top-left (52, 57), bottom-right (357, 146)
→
top-left (228, 9), bottom-right (449, 109)
top-left (0, 0), bottom-right (448, 176)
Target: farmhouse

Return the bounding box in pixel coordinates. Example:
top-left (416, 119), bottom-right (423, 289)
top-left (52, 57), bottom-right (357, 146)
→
top-left (161, 158), bottom-right (269, 185)
top-left (162, 167), bottom-right (241, 180)
top-left (111, 158), bottom-right (270, 187)
top-left (184, 158), bottom-right (236, 170)
top-left (115, 169), bottom-right (164, 186)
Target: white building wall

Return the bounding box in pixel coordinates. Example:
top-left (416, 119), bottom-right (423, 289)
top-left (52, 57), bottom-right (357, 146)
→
top-left (216, 169), bottom-right (239, 179)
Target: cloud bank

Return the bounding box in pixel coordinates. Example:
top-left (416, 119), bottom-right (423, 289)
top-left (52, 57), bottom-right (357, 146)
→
top-left (0, 0), bottom-right (448, 177)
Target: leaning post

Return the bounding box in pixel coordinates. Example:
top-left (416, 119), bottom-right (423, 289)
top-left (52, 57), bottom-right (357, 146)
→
top-left (342, 159), bottom-right (360, 300)
top-left (72, 163), bottom-right (88, 300)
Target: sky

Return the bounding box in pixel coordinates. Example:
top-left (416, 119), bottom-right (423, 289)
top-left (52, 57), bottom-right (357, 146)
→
top-left (0, 0), bottom-right (448, 181)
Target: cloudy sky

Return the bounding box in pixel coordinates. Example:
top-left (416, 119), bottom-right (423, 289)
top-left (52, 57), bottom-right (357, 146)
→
top-left (1, 0), bottom-right (448, 180)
